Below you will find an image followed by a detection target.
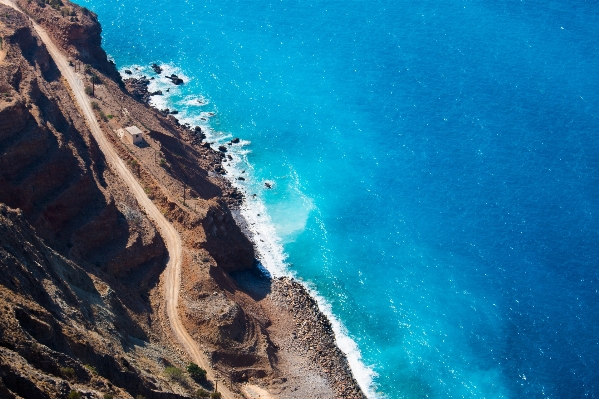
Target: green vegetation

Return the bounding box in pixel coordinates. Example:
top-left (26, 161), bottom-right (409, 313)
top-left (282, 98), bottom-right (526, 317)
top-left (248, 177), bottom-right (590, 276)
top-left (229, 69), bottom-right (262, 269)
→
top-left (159, 158), bottom-right (166, 167)
top-left (84, 64), bottom-right (92, 74)
top-left (195, 389), bottom-right (210, 398)
top-left (136, 396), bottom-right (146, 399)
top-left (90, 101), bottom-right (100, 110)
top-left (163, 366), bottom-right (185, 383)
top-left (103, 394), bottom-right (114, 399)
top-left (84, 86), bottom-right (93, 96)
top-left (61, 7), bottom-right (74, 17)
top-left (67, 391), bottom-right (81, 399)
top-left (186, 363), bottom-right (207, 382)
top-left (84, 364), bottom-right (97, 375)
top-left (48, 0), bottom-right (63, 10)
top-left (60, 367), bottom-right (75, 380)
top-left (210, 393), bottom-right (222, 399)
top-left (107, 114), bottom-right (114, 119)
top-left (99, 110), bottom-right (108, 121)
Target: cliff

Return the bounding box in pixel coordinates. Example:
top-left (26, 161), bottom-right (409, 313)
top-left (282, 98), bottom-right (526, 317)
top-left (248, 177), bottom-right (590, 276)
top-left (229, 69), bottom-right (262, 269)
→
top-left (0, 1), bottom-right (366, 398)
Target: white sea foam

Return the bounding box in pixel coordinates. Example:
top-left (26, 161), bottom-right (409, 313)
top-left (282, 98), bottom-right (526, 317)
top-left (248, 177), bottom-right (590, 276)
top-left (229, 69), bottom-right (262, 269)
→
top-left (119, 63), bottom-right (379, 398)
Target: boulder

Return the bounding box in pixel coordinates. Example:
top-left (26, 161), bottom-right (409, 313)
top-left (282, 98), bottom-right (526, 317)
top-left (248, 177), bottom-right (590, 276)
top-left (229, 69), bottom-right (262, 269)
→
top-left (151, 63), bottom-right (162, 74)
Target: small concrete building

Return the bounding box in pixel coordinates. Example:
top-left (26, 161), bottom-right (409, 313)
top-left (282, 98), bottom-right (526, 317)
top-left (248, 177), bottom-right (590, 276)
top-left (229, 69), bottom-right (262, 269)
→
top-left (123, 126), bottom-right (144, 145)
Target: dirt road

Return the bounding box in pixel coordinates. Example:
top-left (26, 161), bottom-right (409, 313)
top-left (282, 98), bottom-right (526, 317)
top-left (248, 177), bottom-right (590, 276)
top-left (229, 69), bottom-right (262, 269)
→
top-left (0, 0), bottom-right (241, 397)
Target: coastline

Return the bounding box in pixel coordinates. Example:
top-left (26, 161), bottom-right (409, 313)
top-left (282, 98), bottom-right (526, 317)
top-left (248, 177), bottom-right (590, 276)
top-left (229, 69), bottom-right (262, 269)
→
top-left (0, 0), bottom-right (370, 394)
top-left (121, 63), bottom-right (374, 398)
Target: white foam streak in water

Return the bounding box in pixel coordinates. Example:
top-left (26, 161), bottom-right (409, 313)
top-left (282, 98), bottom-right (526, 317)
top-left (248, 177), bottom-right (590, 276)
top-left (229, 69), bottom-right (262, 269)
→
top-left (118, 64), bottom-right (379, 398)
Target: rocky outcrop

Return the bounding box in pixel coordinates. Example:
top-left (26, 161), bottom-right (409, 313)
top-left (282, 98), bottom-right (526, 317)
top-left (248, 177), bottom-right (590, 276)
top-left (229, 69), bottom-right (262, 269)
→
top-left (124, 76), bottom-right (152, 103)
top-left (0, 205), bottom-right (188, 399)
top-left (15, 0), bottom-right (121, 81)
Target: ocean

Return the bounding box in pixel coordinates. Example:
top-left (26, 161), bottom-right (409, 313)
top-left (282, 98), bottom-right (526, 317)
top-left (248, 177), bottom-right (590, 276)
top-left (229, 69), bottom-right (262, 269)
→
top-left (75, 0), bottom-right (599, 397)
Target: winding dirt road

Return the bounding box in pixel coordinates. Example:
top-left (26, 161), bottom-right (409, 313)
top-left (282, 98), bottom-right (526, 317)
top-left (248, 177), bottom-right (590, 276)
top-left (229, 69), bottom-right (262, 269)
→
top-left (0, 0), bottom-right (239, 397)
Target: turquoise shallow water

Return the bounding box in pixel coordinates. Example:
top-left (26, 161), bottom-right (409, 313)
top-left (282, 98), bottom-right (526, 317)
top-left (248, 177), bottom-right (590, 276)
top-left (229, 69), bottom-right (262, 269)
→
top-left (76, 0), bottom-right (599, 397)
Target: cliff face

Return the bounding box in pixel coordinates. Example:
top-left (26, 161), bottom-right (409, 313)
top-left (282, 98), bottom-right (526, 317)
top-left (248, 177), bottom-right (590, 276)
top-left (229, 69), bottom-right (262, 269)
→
top-left (0, 205), bottom-right (180, 399)
top-left (0, 7), bottom-right (188, 398)
top-left (0, 3), bottom-right (259, 397)
top-left (0, 6), bottom-right (164, 278)
top-left (15, 0), bottom-right (121, 80)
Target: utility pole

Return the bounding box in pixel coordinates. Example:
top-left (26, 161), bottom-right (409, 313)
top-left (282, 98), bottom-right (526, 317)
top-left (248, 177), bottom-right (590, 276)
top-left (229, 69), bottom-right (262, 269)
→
top-left (183, 181), bottom-right (187, 206)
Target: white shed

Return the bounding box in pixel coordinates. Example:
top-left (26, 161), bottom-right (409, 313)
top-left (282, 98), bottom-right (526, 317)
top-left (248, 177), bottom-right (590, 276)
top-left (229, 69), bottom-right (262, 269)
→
top-left (124, 126), bottom-right (144, 145)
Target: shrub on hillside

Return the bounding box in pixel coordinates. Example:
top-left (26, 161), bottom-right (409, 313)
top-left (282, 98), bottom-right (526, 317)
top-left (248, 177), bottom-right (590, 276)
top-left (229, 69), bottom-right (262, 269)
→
top-left (84, 364), bottom-right (97, 375)
top-left (60, 367), bottom-right (75, 380)
top-left (195, 388), bottom-right (210, 398)
top-left (187, 363), bottom-right (207, 382)
top-left (84, 86), bottom-right (93, 96)
top-left (163, 366), bottom-right (185, 383)
top-left (67, 391), bottom-right (81, 399)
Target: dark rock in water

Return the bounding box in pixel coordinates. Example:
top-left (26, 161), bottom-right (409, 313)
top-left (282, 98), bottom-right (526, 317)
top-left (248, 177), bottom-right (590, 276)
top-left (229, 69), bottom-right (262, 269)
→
top-left (194, 126), bottom-right (202, 133)
top-left (124, 69), bottom-right (132, 74)
top-left (194, 128), bottom-right (206, 140)
top-left (231, 137), bottom-right (240, 144)
top-left (124, 76), bottom-right (152, 103)
top-left (264, 182), bottom-right (272, 189)
top-left (150, 77), bottom-right (155, 80)
top-left (202, 142), bottom-right (211, 148)
top-left (151, 63), bottom-right (163, 74)
top-left (170, 110), bottom-right (178, 115)
top-left (218, 145), bottom-right (228, 152)
top-left (227, 155), bottom-right (233, 160)
top-left (238, 177), bottom-right (246, 181)
top-left (150, 90), bottom-right (163, 96)
top-left (165, 73), bottom-right (184, 85)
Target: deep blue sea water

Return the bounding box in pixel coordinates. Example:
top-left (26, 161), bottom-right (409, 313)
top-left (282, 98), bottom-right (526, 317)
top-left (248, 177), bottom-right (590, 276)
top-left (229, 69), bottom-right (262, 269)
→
top-left (76, 0), bottom-right (599, 397)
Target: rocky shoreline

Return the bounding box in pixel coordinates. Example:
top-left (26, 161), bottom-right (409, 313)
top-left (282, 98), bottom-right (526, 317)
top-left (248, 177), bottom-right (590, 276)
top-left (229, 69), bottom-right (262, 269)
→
top-left (134, 61), bottom-right (368, 397)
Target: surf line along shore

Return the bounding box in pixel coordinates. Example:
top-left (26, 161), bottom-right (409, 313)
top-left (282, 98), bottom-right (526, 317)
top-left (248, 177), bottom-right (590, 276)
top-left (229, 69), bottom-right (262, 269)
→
top-left (0, 0), bottom-right (368, 396)
top-left (0, 0), bottom-right (239, 397)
